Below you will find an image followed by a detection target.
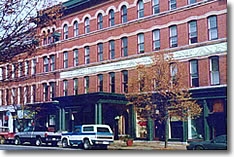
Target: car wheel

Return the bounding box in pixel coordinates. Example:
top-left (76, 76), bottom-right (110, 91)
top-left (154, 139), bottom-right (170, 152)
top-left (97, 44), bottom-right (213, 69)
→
top-left (194, 145), bottom-right (204, 150)
top-left (0, 136), bottom-right (5, 144)
top-left (14, 137), bottom-right (21, 145)
top-left (83, 139), bottom-right (91, 150)
top-left (62, 139), bottom-right (68, 148)
top-left (35, 138), bottom-right (42, 146)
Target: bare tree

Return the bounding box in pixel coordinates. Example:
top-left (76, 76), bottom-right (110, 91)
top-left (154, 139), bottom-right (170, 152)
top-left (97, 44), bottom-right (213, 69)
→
top-left (126, 54), bottom-right (202, 148)
top-left (0, 0), bottom-right (63, 64)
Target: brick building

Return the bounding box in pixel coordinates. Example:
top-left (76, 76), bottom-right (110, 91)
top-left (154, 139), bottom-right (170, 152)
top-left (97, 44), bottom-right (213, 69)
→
top-left (0, 0), bottom-right (227, 142)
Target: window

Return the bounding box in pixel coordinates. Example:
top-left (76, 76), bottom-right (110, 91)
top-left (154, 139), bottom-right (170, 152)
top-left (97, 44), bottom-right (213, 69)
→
top-left (189, 21), bottom-right (198, 44)
top-left (42, 31), bottom-right (47, 45)
top-left (169, 25), bottom-right (178, 48)
top-left (84, 18), bottom-right (90, 33)
top-left (43, 83), bottom-right (49, 101)
top-left (169, 0), bottom-right (177, 10)
top-left (109, 72), bottom-right (115, 93)
top-left (31, 85), bottom-right (36, 103)
top-left (138, 0), bottom-right (144, 18)
top-left (50, 82), bottom-right (56, 99)
top-left (109, 9), bottom-right (115, 27)
top-left (73, 21), bottom-right (79, 37)
top-left (63, 51), bottom-right (68, 68)
top-left (121, 5), bottom-right (128, 23)
top-left (188, 0), bottom-right (196, 5)
top-left (152, 0), bottom-right (160, 14)
top-left (97, 13), bottom-right (103, 30)
top-left (6, 89), bottom-right (9, 105)
top-left (31, 59), bottom-right (36, 75)
top-left (63, 80), bottom-right (68, 96)
top-left (85, 46), bottom-right (90, 64)
top-left (97, 43), bottom-right (103, 61)
top-left (63, 24), bottom-right (68, 39)
top-left (5, 65), bottom-right (9, 80)
top-left (73, 78), bottom-right (78, 95)
top-left (121, 37), bottom-right (128, 57)
top-left (84, 76), bottom-right (89, 94)
top-left (73, 49), bottom-right (79, 66)
top-left (138, 33), bottom-right (144, 53)
top-left (0, 67), bottom-right (2, 80)
top-left (0, 90), bottom-right (2, 106)
top-left (11, 88), bottom-right (15, 104)
top-left (170, 63), bottom-right (178, 85)
top-left (122, 70), bottom-right (128, 93)
top-left (139, 76), bottom-right (145, 92)
top-left (190, 60), bottom-right (199, 87)
top-left (25, 61), bottom-right (29, 76)
top-left (24, 86), bottom-right (29, 104)
top-left (208, 16), bottom-right (218, 40)
top-left (47, 29), bottom-right (52, 44)
top-left (153, 29), bottom-right (160, 50)
top-left (83, 126), bottom-right (94, 132)
top-left (50, 55), bottom-right (55, 71)
top-left (43, 57), bottom-right (49, 72)
top-left (18, 62), bottom-right (23, 77)
top-left (210, 56), bottom-right (220, 85)
top-left (109, 40), bottom-right (115, 59)
top-left (12, 64), bottom-right (15, 79)
top-left (98, 74), bottom-right (103, 92)
top-left (11, 88), bottom-right (16, 104)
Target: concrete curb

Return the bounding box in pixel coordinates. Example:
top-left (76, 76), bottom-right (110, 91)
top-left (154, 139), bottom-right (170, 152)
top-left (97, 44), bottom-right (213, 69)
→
top-left (108, 140), bottom-right (187, 150)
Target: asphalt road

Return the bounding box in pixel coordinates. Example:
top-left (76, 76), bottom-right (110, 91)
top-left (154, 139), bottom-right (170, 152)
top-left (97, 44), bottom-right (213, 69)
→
top-left (0, 144), bottom-right (82, 151)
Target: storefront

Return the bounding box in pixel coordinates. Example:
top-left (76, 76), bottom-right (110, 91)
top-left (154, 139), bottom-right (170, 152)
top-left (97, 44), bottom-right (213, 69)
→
top-left (0, 105), bottom-right (19, 133)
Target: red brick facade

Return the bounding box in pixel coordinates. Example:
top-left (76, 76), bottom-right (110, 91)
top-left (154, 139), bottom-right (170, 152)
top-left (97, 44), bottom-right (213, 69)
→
top-left (0, 0), bottom-right (227, 139)
top-left (0, 0), bottom-right (227, 105)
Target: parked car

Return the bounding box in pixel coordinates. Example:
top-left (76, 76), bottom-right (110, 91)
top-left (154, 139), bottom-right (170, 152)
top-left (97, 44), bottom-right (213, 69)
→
top-left (186, 134), bottom-right (227, 150)
top-left (0, 126), bottom-right (15, 144)
top-left (14, 126), bottom-right (61, 146)
top-left (61, 124), bottom-right (114, 150)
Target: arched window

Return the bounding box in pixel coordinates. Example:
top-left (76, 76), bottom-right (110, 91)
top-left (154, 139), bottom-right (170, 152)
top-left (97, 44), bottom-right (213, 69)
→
top-left (137, 0), bottom-right (144, 18)
top-left (97, 13), bottom-right (103, 29)
top-left (109, 9), bottom-right (115, 26)
top-left (63, 24), bottom-right (68, 39)
top-left (121, 5), bottom-right (127, 23)
top-left (73, 21), bottom-right (79, 37)
top-left (84, 18), bottom-right (90, 33)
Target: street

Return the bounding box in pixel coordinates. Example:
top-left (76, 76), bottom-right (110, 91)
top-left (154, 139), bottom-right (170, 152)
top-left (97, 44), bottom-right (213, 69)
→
top-left (0, 140), bottom-right (187, 151)
top-left (0, 144), bottom-right (82, 151)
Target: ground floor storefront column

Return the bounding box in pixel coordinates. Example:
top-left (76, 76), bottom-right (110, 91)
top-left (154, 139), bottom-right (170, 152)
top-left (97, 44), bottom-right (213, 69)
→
top-left (95, 103), bottom-right (102, 124)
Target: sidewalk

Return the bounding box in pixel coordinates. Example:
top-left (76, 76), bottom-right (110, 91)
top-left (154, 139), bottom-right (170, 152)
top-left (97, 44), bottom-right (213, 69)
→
top-left (108, 140), bottom-right (187, 150)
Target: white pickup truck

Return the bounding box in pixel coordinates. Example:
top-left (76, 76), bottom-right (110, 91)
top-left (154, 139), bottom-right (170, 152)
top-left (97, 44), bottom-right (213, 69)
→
top-left (14, 126), bottom-right (61, 146)
top-left (61, 124), bottom-right (114, 150)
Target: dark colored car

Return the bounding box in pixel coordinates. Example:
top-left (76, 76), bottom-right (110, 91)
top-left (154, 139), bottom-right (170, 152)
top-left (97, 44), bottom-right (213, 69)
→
top-left (186, 135), bottom-right (227, 150)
